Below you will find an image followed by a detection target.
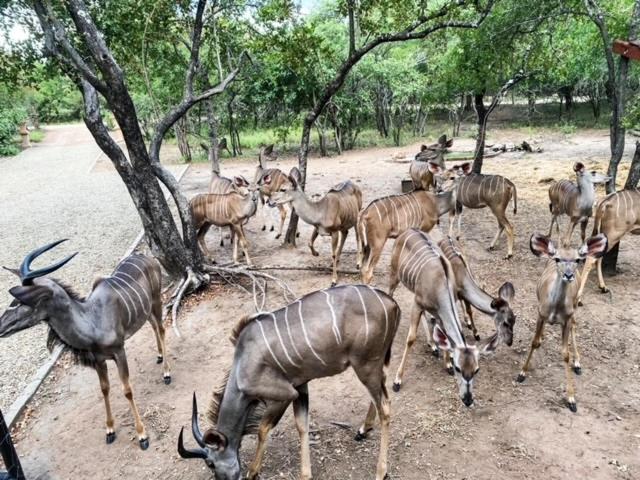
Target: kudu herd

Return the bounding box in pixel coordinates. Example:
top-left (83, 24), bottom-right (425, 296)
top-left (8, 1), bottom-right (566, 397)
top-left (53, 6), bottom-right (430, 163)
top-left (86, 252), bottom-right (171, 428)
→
top-left (2, 132), bottom-right (639, 479)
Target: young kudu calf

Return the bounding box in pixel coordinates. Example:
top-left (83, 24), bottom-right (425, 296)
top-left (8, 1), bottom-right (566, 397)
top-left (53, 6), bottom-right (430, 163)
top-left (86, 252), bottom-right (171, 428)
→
top-left (190, 176), bottom-right (259, 265)
top-left (577, 189), bottom-right (640, 304)
top-left (0, 240), bottom-right (168, 449)
top-left (358, 162), bottom-right (458, 284)
top-left (268, 167), bottom-right (363, 286)
top-left (178, 285), bottom-right (401, 480)
top-left (409, 134), bottom-right (453, 191)
top-left (548, 162), bottom-right (610, 246)
top-left (253, 145), bottom-right (292, 238)
top-left (432, 229), bottom-right (516, 346)
top-left (388, 229), bottom-right (499, 406)
top-left (455, 162), bottom-right (518, 258)
top-left (517, 233), bottom-right (608, 412)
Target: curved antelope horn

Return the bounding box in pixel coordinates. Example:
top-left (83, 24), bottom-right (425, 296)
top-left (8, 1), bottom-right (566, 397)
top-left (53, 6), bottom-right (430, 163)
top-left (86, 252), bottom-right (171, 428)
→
top-left (177, 427), bottom-right (208, 459)
top-left (192, 392), bottom-right (205, 448)
top-left (20, 239), bottom-right (78, 285)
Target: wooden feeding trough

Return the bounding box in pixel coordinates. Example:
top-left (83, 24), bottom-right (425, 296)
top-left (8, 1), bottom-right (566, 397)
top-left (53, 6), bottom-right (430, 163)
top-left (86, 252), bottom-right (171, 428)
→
top-left (613, 39), bottom-right (640, 61)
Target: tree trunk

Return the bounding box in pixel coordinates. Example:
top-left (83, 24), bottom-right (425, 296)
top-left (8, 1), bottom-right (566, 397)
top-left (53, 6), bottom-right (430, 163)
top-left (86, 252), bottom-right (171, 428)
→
top-left (527, 92), bottom-right (536, 124)
top-left (624, 140), bottom-right (640, 189)
top-left (607, 55), bottom-right (630, 193)
top-left (284, 118), bottom-right (313, 244)
top-left (464, 93), bottom-right (473, 112)
top-left (174, 115), bottom-right (192, 162)
top-left (472, 92), bottom-right (488, 173)
top-left (205, 97), bottom-right (220, 175)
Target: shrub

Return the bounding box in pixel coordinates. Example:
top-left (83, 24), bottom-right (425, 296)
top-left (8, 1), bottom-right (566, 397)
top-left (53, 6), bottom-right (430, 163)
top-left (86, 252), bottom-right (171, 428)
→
top-left (0, 106), bottom-right (27, 156)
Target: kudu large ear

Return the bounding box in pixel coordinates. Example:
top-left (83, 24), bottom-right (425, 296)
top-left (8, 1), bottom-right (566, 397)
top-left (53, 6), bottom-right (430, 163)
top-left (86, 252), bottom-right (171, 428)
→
top-left (459, 162), bottom-right (472, 175)
top-left (530, 233), bottom-right (556, 258)
top-left (432, 324), bottom-right (453, 352)
top-left (289, 167), bottom-right (302, 188)
top-left (437, 134), bottom-right (447, 146)
top-left (427, 161), bottom-right (443, 175)
top-left (261, 173), bottom-right (272, 186)
top-left (9, 285), bottom-right (53, 307)
top-left (420, 144), bottom-right (428, 152)
top-left (573, 162), bottom-right (585, 174)
top-left (445, 138), bottom-right (454, 148)
top-left (263, 144), bottom-right (274, 156)
top-left (203, 428), bottom-right (228, 451)
top-left (498, 281), bottom-right (515, 302)
top-left (479, 332), bottom-right (500, 356)
top-left (233, 176), bottom-right (249, 187)
top-left (579, 233), bottom-right (608, 259)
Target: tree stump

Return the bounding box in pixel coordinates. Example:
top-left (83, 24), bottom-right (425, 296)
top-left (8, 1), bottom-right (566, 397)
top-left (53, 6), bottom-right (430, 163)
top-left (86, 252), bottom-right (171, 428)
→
top-left (19, 122), bottom-right (30, 149)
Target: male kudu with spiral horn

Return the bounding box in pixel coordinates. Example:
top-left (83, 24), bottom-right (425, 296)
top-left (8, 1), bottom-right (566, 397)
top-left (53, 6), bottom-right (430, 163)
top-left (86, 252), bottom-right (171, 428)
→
top-left (178, 285), bottom-right (401, 480)
top-left (0, 240), bottom-right (168, 450)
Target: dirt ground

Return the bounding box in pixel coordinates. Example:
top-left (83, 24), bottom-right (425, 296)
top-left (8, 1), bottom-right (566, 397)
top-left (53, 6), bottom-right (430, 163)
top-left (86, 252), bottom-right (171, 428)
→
top-left (8, 128), bottom-right (640, 480)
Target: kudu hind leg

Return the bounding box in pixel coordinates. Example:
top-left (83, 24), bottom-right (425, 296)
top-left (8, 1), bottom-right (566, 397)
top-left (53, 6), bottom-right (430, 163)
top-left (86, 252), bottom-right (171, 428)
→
top-left (95, 360), bottom-right (116, 444)
top-left (489, 205), bottom-right (514, 258)
top-left (114, 350), bottom-right (148, 449)
top-left (293, 384), bottom-right (313, 480)
top-left (246, 400), bottom-right (291, 480)
top-left (150, 313), bottom-right (171, 384)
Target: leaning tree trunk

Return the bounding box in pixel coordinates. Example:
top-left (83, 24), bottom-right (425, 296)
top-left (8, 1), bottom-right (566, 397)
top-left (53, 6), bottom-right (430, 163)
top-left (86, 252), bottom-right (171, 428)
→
top-left (472, 92), bottom-right (488, 173)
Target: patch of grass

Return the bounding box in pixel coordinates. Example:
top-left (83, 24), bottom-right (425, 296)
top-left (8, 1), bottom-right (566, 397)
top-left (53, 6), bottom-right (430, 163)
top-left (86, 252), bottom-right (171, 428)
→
top-left (29, 129), bottom-right (45, 143)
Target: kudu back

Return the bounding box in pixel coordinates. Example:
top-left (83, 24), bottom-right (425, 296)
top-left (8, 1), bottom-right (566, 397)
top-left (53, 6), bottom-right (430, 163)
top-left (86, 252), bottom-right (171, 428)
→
top-left (178, 285), bottom-right (401, 480)
top-left (0, 240), bottom-right (169, 450)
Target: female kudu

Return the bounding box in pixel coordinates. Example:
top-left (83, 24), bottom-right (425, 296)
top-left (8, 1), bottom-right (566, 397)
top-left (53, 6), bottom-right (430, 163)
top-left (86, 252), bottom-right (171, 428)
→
top-left (0, 240), bottom-right (168, 449)
top-left (178, 285), bottom-right (401, 480)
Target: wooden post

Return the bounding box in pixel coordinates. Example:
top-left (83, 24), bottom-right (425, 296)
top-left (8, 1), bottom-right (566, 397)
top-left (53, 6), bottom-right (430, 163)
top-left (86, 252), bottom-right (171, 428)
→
top-left (601, 242), bottom-right (620, 276)
top-left (0, 409), bottom-right (25, 480)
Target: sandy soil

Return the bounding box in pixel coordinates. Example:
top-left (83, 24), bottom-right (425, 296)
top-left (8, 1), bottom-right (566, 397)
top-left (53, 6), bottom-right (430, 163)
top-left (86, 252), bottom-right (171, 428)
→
top-left (7, 127), bottom-right (640, 480)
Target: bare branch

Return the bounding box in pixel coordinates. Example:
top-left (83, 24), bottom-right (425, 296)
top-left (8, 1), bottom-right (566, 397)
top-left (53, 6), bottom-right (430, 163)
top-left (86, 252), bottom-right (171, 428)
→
top-left (185, 0), bottom-right (208, 99)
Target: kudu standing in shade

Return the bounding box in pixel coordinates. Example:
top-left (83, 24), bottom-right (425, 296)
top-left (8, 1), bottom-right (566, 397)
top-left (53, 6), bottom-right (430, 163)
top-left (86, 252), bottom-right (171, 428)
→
top-left (177, 285), bottom-right (401, 480)
top-left (432, 228), bottom-right (516, 346)
top-left (190, 176), bottom-right (259, 265)
top-left (409, 134), bottom-right (453, 191)
top-left (548, 162), bottom-right (610, 246)
top-left (253, 144), bottom-right (292, 239)
top-left (576, 189), bottom-right (640, 304)
top-left (388, 229), bottom-right (499, 405)
top-left (517, 233), bottom-right (608, 412)
top-left (358, 162), bottom-right (459, 284)
top-left (268, 167), bottom-right (363, 286)
top-left (0, 240), bottom-right (168, 449)
top-left (455, 162), bottom-right (518, 258)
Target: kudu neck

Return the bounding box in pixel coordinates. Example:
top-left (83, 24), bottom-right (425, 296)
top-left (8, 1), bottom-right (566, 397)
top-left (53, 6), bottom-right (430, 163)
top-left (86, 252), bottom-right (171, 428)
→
top-left (290, 189), bottom-right (323, 225)
top-left (217, 374), bottom-right (254, 450)
top-left (461, 276), bottom-right (496, 315)
top-left (47, 292), bottom-right (99, 349)
top-left (435, 189), bottom-right (456, 216)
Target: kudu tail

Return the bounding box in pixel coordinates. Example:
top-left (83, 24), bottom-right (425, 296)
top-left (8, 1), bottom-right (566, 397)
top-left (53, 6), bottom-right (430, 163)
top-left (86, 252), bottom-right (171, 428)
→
top-left (511, 183), bottom-right (518, 215)
top-left (357, 215), bottom-right (370, 267)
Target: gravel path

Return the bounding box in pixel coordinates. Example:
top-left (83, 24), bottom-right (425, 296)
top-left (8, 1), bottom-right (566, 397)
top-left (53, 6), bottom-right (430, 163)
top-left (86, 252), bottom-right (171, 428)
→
top-left (0, 124), bottom-right (181, 412)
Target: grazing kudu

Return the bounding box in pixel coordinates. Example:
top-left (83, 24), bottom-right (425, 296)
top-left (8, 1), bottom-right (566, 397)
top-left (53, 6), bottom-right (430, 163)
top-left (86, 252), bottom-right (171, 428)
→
top-left (409, 135), bottom-right (453, 191)
top-left (577, 189), bottom-right (640, 304)
top-left (268, 167), bottom-right (363, 286)
top-left (177, 285), bottom-right (401, 480)
top-left (517, 233), bottom-right (608, 412)
top-left (358, 162), bottom-right (458, 284)
top-left (455, 162), bottom-right (518, 258)
top-left (253, 145), bottom-right (291, 238)
top-left (548, 162), bottom-right (611, 246)
top-left (433, 229), bottom-right (516, 345)
top-left (190, 176), bottom-right (259, 265)
top-left (0, 240), bottom-right (168, 449)
top-left (388, 229), bottom-right (499, 405)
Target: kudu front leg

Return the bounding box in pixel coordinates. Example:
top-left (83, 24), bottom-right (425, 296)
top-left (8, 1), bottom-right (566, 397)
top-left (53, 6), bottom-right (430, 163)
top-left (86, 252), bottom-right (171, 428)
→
top-left (95, 360), bottom-right (115, 444)
top-left (114, 350), bottom-right (148, 450)
top-left (246, 401), bottom-right (290, 480)
top-left (517, 315), bottom-right (546, 383)
top-left (462, 299), bottom-right (480, 341)
top-left (562, 319), bottom-right (578, 412)
top-left (393, 302), bottom-right (422, 391)
top-left (309, 227), bottom-right (320, 257)
top-left (571, 318), bottom-right (581, 375)
top-left (276, 204), bottom-right (287, 239)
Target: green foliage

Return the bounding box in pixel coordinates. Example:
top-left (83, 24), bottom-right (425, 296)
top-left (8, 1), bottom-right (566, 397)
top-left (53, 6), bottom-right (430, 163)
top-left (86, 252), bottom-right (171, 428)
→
top-left (0, 104), bottom-right (27, 156)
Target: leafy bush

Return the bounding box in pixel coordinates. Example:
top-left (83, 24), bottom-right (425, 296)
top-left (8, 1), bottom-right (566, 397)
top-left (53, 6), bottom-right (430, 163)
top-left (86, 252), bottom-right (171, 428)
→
top-left (0, 106), bottom-right (27, 156)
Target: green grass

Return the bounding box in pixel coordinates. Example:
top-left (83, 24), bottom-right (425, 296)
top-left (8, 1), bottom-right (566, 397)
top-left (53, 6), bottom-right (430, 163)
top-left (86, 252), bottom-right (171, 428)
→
top-left (29, 129), bottom-right (45, 143)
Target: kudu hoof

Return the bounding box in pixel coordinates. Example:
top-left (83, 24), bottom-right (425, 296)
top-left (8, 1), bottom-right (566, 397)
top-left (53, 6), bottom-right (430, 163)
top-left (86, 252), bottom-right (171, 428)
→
top-left (156, 355), bottom-right (163, 364)
top-left (354, 428), bottom-right (371, 441)
top-left (516, 373), bottom-right (526, 383)
top-left (219, 240), bottom-right (224, 247)
top-left (275, 234), bottom-right (281, 239)
top-left (311, 251), bottom-right (320, 257)
top-left (296, 232), bottom-right (300, 238)
top-left (330, 282), bottom-right (337, 287)
top-left (600, 287), bottom-right (609, 294)
top-left (577, 298), bottom-right (584, 307)
top-left (392, 382), bottom-right (401, 392)
top-left (163, 375), bottom-right (172, 385)
top-left (139, 437), bottom-right (150, 450)
top-left (430, 347), bottom-right (440, 358)
top-left (566, 401), bottom-right (577, 413)
top-left (446, 366), bottom-right (454, 376)
top-left (261, 225), bottom-right (266, 231)
top-left (474, 334), bottom-right (481, 341)
top-left (504, 254), bottom-right (513, 260)
top-left (106, 431), bottom-right (116, 444)
top-left (270, 226), bottom-right (275, 232)
top-left (573, 366), bottom-right (582, 375)
top-left (487, 246), bottom-right (495, 251)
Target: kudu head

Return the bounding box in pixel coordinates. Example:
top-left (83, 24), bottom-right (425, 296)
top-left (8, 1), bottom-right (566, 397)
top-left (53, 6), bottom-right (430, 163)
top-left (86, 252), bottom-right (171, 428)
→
top-left (428, 163), bottom-right (461, 194)
top-left (415, 134), bottom-right (453, 161)
top-left (573, 162), bottom-right (610, 185)
top-left (530, 232), bottom-right (608, 283)
top-left (266, 167), bottom-right (301, 207)
top-left (231, 175), bottom-right (259, 201)
top-left (491, 282), bottom-right (516, 347)
top-left (0, 240), bottom-right (78, 338)
top-left (178, 393), bottom-right (240, 480)
top-left (431, 323), bottom-right (499, 407)
top-left (452, 162), bottom-right (473, 177)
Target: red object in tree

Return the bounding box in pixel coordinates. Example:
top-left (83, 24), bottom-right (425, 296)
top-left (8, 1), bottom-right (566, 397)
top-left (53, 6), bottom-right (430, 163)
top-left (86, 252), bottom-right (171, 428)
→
top-left (613, 39), bottom-right (640, 60)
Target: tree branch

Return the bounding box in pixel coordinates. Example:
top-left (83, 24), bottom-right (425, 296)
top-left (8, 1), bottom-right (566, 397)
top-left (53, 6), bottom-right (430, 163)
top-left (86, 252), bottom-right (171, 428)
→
top-left (185, 0), bottom-right (208, 99)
